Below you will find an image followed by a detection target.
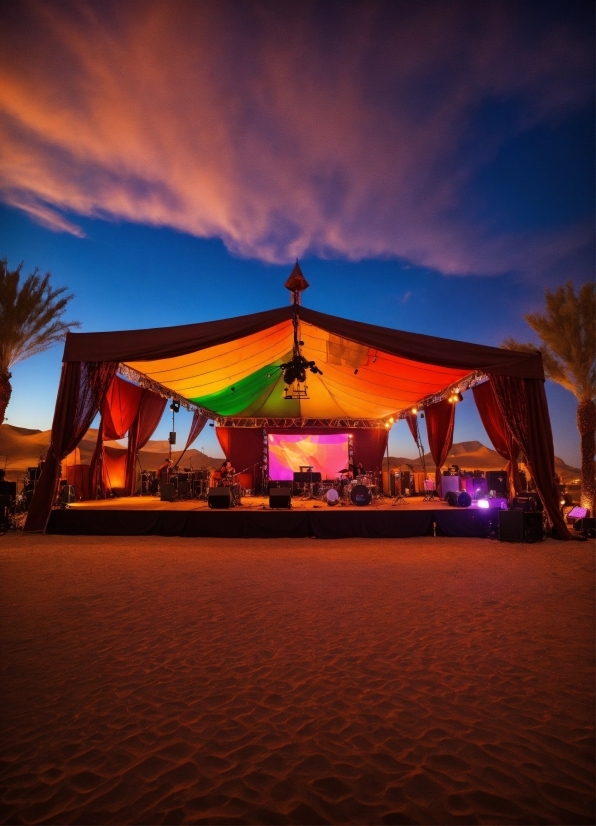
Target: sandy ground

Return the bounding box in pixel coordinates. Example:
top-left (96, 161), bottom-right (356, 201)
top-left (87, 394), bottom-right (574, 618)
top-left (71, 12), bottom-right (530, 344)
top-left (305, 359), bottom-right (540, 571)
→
top-left (0, 534), bottom-right (594, 825)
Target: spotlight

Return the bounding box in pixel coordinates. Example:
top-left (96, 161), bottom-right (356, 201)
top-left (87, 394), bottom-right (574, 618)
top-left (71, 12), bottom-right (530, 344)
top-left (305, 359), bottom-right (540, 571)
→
top-left (411, 407), bottom-right (417, 414)
top-left (209, 422), bottom-right (214, 427)
top-left (385, 422), bottom-right (390, 429)
top-left (420, 413), bottom-right (424, 418)
top-left (477, 499), bottom-right (490, 509)
top-left (389, 416), bottom-right (394, 423)
top-left (170, 401), bottom-right (180, 412)
top-left (354, 368), bottom-right (358, 375)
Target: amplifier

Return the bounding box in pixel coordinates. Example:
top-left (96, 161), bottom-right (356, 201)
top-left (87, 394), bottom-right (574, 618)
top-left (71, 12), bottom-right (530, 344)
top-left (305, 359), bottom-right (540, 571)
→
top-left (499, 509), bottom-right (543, 543)
top-left (160, 483), bottom-right (176, 502)
top-left (293, 471), bottom-right (321, 483)
top-left (208, 486), bottom-right (232, 509)
top-left (270, 488), bottom-right (292, 509)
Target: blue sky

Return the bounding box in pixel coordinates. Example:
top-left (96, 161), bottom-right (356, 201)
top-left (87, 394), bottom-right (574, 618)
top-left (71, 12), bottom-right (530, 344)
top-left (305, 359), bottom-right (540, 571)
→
top-left (1, 1), bottom-right (593, 467)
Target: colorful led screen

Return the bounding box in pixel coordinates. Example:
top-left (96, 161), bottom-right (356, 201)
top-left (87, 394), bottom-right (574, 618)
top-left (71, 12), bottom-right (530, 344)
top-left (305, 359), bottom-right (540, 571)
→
top-left (268, 433), bottom-right (349, 480)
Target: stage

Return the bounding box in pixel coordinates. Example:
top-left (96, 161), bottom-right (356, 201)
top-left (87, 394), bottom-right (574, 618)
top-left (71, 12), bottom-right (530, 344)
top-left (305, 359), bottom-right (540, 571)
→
top-left (47, 495), bottom-right (503, 539)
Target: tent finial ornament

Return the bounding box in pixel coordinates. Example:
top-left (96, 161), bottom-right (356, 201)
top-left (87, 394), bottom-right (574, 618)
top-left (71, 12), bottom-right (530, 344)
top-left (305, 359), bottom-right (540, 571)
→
top-left (284, 260), bottom-right (309, 305)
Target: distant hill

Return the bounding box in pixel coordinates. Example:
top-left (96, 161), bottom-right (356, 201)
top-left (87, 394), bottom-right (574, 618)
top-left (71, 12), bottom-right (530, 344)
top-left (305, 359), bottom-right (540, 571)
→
top-left (0, 424), bottom-right (580, 484)
top-left (0, 424), bottom-right (223, 482)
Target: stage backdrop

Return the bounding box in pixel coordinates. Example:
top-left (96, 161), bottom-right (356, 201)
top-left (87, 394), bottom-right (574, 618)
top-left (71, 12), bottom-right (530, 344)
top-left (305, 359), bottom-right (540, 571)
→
top-left (268, 433), bottom-right (349, 480)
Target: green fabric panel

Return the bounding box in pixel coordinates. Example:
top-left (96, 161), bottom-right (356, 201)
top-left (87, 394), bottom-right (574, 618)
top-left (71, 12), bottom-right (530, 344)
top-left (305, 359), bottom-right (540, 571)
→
top-left (190, 360), bottom-right (284, 416)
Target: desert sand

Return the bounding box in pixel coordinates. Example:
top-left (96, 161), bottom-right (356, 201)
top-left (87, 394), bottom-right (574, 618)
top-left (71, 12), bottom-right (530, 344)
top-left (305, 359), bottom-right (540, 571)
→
top-left (0, 534), bottom-right (594, 824)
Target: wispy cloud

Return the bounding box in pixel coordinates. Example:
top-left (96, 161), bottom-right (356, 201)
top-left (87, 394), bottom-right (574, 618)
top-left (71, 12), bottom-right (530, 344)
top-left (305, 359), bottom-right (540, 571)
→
top-left (0, 1), bottom-right (592, 277)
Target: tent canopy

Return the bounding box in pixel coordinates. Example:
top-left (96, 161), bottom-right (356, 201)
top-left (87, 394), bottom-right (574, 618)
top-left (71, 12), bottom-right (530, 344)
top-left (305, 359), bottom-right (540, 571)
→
top-left (63, 305), bottom-right (543, 424)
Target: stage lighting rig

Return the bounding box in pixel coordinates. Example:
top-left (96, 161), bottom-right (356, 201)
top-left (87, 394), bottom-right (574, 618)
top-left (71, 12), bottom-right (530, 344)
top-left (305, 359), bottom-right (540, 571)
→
top-left (281, 295), bottom-right (323, 399)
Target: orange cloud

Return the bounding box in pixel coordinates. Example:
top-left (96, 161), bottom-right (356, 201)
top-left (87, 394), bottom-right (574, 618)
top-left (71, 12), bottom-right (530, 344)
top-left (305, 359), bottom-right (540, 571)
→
top-left (0, 1), bottom-right (592, 276)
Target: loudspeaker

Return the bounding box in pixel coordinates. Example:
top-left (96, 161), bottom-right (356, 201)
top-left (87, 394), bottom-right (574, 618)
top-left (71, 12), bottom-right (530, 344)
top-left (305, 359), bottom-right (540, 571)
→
top-left (574, 517), bottom-right (595, 538)
top-left (0, 480), bottom-right (17, 499)
top-left (160, 483), bottom-right (176, 502)
top-left (269, 488), bottom-right (292, 509)
top-left (59, 485), bottom-right (76, 505)
top-left (177, 481), bottom-right (191, 498)
top-left (168, 431), bottom-right (176, 444)
top-left (512, 493), bottom-right (543, 512)
top-left (499, 509), bottom-right (543, 543)
top-left (486, 471), bottom-right (508, 497)
top-left (208, 486), bottom-right (232, 509)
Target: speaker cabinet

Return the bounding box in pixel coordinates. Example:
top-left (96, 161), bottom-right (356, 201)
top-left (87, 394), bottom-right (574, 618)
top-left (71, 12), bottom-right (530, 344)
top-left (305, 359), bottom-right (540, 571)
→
top-left (270, 488), bottom-right (292, 509)
top-left (59, 484), bottom-right (76, 505)
top-left (486, 471), bottom-right (508, 497)
top-left (160, 483), bottom-right (176, 502)
top-left (208, 486), bottom-right (232, 509)
top-left (499, 509), bottom-right (543, 543)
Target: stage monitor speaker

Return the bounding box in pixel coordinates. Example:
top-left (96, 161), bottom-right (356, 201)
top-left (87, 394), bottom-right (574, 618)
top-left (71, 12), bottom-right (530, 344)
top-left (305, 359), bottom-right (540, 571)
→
top-left (59, 484), bottom-right (76, 505)
top-left (512, 493), bottom-right (543, 512)
top-left (270, 488), bottom-right (292, 509)
top-left (486, 471), bottom-right (508, 497)
top-left (160, 483), bottom-right (176, 502)
top-left (208, 487), bottom-right (232, 509)
top-left (499, 509), bottom-right (543, 543)
top-left (574, 517), bottom-right (595, 538)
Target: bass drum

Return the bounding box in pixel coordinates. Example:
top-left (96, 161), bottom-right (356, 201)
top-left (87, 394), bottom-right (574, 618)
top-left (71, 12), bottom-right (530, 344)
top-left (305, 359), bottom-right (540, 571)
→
top-left (350, 484), bottom-right (372, 506)
top-left (325, 488), bottom-right (340, 506)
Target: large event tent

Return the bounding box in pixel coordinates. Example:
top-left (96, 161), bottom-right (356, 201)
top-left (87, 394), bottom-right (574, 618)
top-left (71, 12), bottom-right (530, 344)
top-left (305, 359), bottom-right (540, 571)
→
top-left (24, 269), bottom-right (570, 537)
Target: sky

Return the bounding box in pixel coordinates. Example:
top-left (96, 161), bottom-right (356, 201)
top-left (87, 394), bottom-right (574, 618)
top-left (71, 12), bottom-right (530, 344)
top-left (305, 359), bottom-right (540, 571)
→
top-left (0, 0), bottom-right (594, 466)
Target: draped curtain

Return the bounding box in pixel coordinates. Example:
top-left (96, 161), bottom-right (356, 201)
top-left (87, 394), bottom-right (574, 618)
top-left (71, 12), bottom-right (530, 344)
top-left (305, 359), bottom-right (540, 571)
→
top-left (125, 389), bottom-right (167, 494)
top-left (90, 375), bottom-right (143, 497)
top-left (172, 410), bottom-right (209, 470)
top-left (490, 376), bottom-right (572, 539)
top-left (425, 399), bottom-right (455, 493)
top-left (472, 380), bottom-right (522, 498)
top-left (405, 412), bottom-right (418, 445)
top-left (216, 427), bottom-right (266, 493)
top-left (25, 361), bottom-right (119, 532)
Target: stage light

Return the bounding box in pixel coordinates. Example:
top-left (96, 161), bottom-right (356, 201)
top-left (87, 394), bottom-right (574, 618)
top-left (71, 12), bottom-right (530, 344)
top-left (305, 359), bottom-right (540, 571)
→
top-left (170, 401), bottom-right (180, 412)
top-left (209, 422), bottom-right (214, 427)
top-left (455, 392), bottom-right (463, 402)
top-left (389, 416), bottom-right (394, 423)
top-left (385, 422), bottom-right (390, 429)
top-left (354, 368), bottom-right (358, 375)
top-left (411, 407), bottom-right (417, 414)
top-left (477, 499), bottom-right (490, 509)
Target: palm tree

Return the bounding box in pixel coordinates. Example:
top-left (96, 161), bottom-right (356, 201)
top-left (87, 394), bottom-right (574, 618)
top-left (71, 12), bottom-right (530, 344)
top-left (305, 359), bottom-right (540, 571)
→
top-left (0, 258), bottom-right (79, 426)
top-left (502, 281), bottom-right (595, 512)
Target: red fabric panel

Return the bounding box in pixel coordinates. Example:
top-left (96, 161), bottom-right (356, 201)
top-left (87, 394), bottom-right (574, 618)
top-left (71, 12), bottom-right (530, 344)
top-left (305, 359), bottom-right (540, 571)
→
top-left (65, 464), bottom-right (90, 501)
top-left (473, 381), bottom-right (521, 497)
top-left (352, 428), bottom-right (388, 474)
top-left (125, 389), bottom-right (167, 494)
top-left (25, 361), bottom-right (118, 532)
top-left (103, 446), bottom-right (128, 495)
top-left (216, 427), bottom-right (264, 492)
top-left (174, 410), bottom-right (209, 469)
top-left (425, 399), bottom-right (455, 492)
top-left (490, 376), bottom-right (572, 539)
top-left (102, 375), bottom-right (142, 440)
top-left (405, 413), bottom-right (418, 445)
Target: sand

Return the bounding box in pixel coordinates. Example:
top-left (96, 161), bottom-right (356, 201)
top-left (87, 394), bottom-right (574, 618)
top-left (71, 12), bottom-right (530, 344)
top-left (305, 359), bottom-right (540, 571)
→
top-left (0, 534), bottom-right (594, 825)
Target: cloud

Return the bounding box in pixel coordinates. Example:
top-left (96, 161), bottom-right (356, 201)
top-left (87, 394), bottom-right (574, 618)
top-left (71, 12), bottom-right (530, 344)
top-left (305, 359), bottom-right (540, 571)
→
top-left (0, 0), bottom-right (592, 277)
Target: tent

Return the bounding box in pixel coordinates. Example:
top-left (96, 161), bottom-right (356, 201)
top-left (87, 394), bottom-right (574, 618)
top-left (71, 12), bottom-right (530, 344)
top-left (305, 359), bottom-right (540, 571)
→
top-left (24, 272), bottom-right (571, 537)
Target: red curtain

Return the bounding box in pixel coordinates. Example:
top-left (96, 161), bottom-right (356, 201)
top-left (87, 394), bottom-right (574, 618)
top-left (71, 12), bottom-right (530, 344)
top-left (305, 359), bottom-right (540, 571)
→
top-left (173, 410), bottom-right (209, 469)
top-left (490, 376), bottom-right (572, 539)
top-left (425, 399), bottom-right (455, 493)
top-left (352, 428), bottom-right (388, 474)
top-left (25, 361), bottom-right (119, 532)
top-left (405, 412), bottom-right (418, 445)
top-left (216, 426), bottom-right (265, 491)
top-left (473, 381), bottom-right (521, 498)
top-left (125, 389), bottom-right (167, 494)
top-left (104, 446), bottom-right (128, 493)
top-left (90, 375), bottom-right (143, 497)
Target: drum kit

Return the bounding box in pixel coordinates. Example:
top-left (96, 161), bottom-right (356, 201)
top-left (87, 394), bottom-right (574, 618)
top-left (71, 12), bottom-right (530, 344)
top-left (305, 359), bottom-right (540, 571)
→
top-left (318, 469), bottom-right (381, 506)
top-left (143, 468), bottom-right (213, 500)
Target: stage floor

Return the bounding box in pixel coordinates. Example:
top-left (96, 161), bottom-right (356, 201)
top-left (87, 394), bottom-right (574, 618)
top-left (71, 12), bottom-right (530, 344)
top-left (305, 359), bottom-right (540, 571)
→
top-left (66, 494), bottom-right (453, 512)
top-left (47, 494), bottom-right (507, 539)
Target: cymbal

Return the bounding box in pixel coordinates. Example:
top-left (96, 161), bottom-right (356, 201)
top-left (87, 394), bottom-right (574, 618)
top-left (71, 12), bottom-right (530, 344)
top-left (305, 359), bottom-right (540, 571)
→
top-left (337, 469), bottom-right (349, 473)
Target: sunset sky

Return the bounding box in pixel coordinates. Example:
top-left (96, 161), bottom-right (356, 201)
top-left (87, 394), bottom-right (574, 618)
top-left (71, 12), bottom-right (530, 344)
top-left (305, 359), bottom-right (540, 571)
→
top-left (1, 0), bottom-right (593, 465)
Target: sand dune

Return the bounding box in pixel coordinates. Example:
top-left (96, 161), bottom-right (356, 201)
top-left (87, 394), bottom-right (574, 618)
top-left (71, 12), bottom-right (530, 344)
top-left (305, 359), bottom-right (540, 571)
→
top-left (0, 534), bottom-right (593, 824)
top-left (0, 425), bottom-right (222, 482)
